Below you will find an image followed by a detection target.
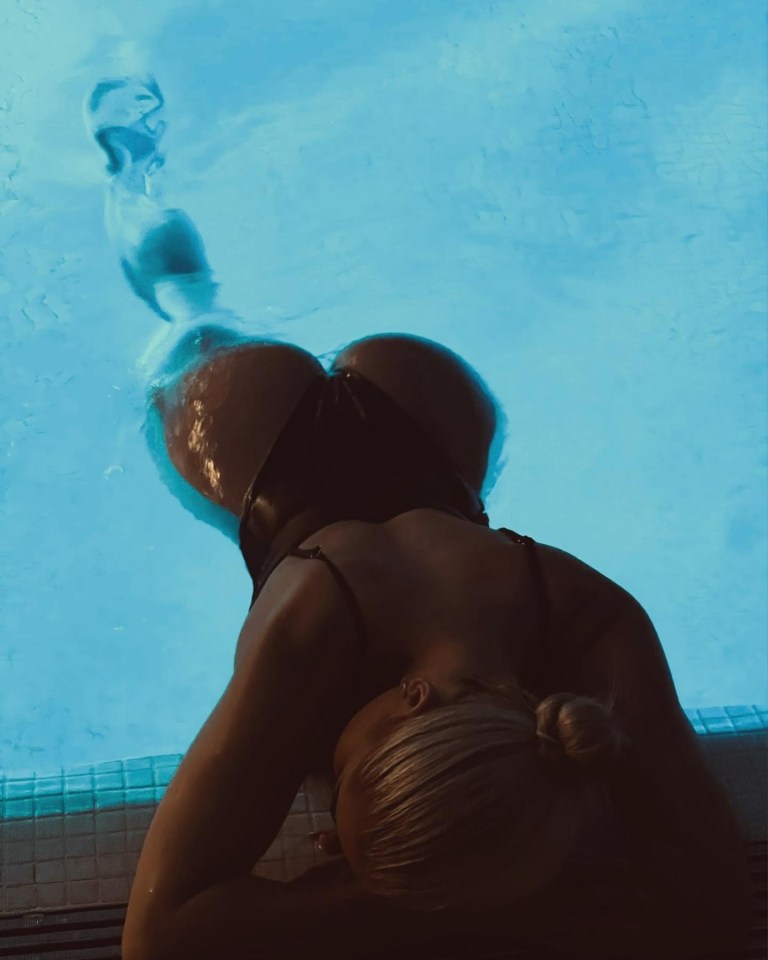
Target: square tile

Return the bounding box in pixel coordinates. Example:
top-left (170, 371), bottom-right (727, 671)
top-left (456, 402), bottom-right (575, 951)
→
top-left (98, 809), bottom-right (127, 833)
top-left (310, 812), bottom-right (335, 833)
top-left (37, 859), bottom-right (66, 883)
top-left (100, 877), bottom-right (132, 903)
top-left (283, 812), bottom-right (312, 836)
top-left (4, 798), bottom-right (34, 818)
top-left (4, 840), bottom-right (34, 864)
top-left (95, 772), bottom-right (125, 791)
top-left (37, 882), bottom-right (67, 909)
top-left (1, 819), bottom-right (34, 843)
top-left (68, 856), bottom-right (97, 880)
top-left (65, 775), bottom-right (95, 794)
top-left (5, 780), bottom-right (35, 800)
top-left (68, 879), bottom-right (99, 904)
top-left (282, 831), bottom-right (315, 859)
top-left (127, 831), bottom-right (147, 853)
top-left (99, 853), bottom-right (131, 879)
top-left (35, 816), bottom-right (65, 840)
top-left (262, 836), bottom-right (283, 861)
top-left (153, 764), bottom-right (179, 787)
top-left (126, 807), bottom-right (155, 831)
top-left (96, 831), bottom-right (127, 855)
top-left (65, 812), bottom-right (96, 835)
top-left (36, 838), bottom-right (65, 861)
top-left (126, 768), bottom-right (154, 789)
top-left (66, 834), bottom-right (96, 858)
top-left (35, 776), bottom-right (65, 797)
top-left (6, 885), bottom-right (37, 912)
top-left (95, 791), bottom-right (125, 810)
top-left (35, 795), bottom-right (65, 816)
top-left (125, 758), bottom-right (154, 771)
top-left (4, 863), bottom-right (34, 885)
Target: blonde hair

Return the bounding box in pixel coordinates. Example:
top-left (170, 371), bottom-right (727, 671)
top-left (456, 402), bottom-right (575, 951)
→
top-left (351, 678), bottom-right (627, 913)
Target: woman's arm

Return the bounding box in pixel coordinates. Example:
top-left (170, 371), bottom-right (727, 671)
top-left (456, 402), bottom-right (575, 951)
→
top-left (148, 843), bottom-right (749, 960)
top-left (122, 560), bottom-right (362, 960)
top-left (572, 599), bottom-right (754, 950)
top-left (138, 861), bottom-right (470, 960)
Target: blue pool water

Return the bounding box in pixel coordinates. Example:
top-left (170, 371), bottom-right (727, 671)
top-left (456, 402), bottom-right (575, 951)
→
top-left (1, 1), bottom-right (766, 781)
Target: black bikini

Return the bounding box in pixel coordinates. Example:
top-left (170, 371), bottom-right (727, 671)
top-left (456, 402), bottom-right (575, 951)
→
top-left (238, 368), bottom-right (551, 689)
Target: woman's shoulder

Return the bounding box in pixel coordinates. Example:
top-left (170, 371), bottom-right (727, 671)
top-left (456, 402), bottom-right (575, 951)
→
top-left (530, 539), bottom-right (643, 623)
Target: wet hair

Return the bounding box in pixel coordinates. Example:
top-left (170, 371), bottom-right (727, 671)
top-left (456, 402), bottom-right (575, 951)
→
top-left (350, 677), bottom-right (627, 913)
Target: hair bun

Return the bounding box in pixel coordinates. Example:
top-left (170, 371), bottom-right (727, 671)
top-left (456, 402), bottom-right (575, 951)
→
top-left (535, 692), bottom-right (626, 772)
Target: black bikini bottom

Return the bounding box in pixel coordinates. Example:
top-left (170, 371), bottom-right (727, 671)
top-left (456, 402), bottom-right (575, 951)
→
top-left (238, 369), bottom-right (490, 609)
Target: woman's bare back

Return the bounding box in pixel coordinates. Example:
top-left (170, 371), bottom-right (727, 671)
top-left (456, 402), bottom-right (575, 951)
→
top-left (274, 507), bottom-right (636, 777)
top-left (298, 508), bottom-right (632, 673)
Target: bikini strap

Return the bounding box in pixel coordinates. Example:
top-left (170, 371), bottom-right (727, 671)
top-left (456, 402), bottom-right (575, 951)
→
top-left (498, 527), bottom-right (550, 667)
top-left (287, 545), bottom-right (368, 657)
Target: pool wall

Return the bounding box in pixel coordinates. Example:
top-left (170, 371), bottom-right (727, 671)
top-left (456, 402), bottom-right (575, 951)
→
top-left (0, 705), bottom-right (765, 918)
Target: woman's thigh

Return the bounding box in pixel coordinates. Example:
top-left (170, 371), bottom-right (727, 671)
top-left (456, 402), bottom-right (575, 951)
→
top-left (150, 334), bottom-right (324, 517)
top-left (331, 333), bottom-right (502, 495)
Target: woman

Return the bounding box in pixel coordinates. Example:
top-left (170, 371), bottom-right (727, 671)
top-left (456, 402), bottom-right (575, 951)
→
top-left (87, 77), bottom-right (752, 959)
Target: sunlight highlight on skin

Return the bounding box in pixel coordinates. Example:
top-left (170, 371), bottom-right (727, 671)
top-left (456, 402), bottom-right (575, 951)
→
top-left (202, 458), bottom-right (222, 497)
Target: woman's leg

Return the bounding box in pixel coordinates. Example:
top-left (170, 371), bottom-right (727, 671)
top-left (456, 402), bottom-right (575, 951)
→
top-left (86, 76), bottom-right (323, 537)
